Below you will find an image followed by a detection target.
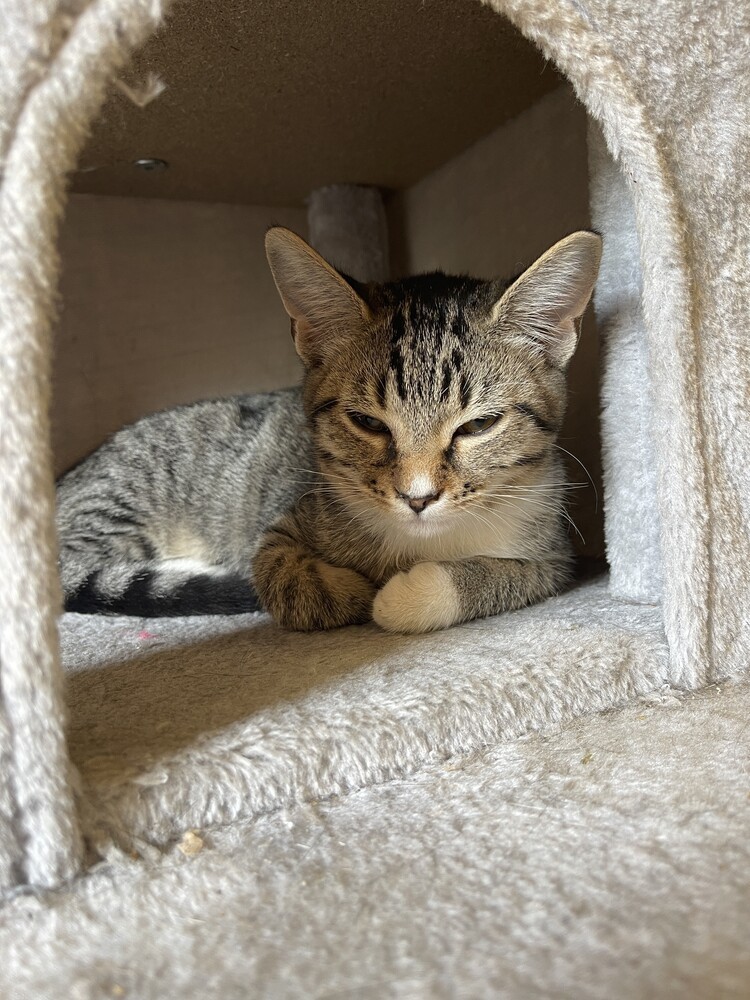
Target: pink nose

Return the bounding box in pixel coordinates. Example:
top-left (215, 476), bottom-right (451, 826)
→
top-left (398, 491), bottom-right (442, 514)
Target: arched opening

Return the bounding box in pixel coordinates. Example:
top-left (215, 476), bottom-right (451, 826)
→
top-left (46, 0), bottom-right (675, 854)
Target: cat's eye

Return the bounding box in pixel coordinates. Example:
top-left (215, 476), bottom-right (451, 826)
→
top-left (455, 414), bottom-right (501, 436)
top-left (349, 411), bottom-right (390, 434)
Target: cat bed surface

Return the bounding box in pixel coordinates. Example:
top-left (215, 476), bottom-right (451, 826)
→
top-left (61, 575), bottom-right (667, 851)
top-left (4, 672), bottom-right (749, 999)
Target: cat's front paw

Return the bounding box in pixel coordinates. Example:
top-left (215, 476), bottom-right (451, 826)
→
top-left (270, 562), bottom-right (375, 631)
top-left (254, 538), bottom-right (376, 630)
top-left (373, 562), bottom-right (462, 634)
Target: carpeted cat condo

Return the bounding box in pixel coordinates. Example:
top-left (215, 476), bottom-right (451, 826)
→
top-left (0, 0), bottom-right (747, 893)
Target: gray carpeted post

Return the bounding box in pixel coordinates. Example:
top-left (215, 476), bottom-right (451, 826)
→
top-left (0, 0), bottom-right (171, 893)
top-left (307, 185), bottom-right (390, 283)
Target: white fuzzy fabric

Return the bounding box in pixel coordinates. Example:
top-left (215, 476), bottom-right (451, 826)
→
top-left (2, 677), bottom-right (748, 999)
top-left (58, 577), bottom-right (667, 854)
top-left (588, 123), bottom-right (662, 604)
top-left (307, 183), bottom-right (390, 282)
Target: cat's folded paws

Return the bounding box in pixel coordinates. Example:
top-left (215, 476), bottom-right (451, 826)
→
top-left (372, 561), bottom-right (462, 634)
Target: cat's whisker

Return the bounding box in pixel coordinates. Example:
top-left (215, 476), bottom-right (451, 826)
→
top-left (552, 445), bottom-right (599, 512)
top-left (483, 492), bottom-right (566, 517)
top-left (297, 490), bottom-right (345, 508)
top-left (287, 466), bottom-right (355, 485)
top-left (287, 464), bottom-right (353, 478)
top-left (464, 506), bottom-right (508, 537)
top-left (464, 494), bottom-right (517, 531)
top-left (487, 481), bottom-right (587, 491)
top-left (284, 480), bottom-right (346, 490)
top-left (337, 496), bottom-right (383, 534)
top-left (481, 492), bottom-right (562, 506)
top-left (480, 489), bottom-right (562, 505)
top-left (488, 492), bottom-right (586, 544)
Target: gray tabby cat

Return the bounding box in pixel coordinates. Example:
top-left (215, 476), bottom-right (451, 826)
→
top-left (56, 227), bottom-right (601, 633)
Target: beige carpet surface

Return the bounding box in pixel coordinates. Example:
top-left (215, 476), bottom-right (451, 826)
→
top-left (58, 577), bottom-right (669, 853)
top-left (2, 674), bottom-right (748, 999)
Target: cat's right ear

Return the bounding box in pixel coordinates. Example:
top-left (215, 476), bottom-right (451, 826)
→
top-left (265, 227), bottom-right (370, 365)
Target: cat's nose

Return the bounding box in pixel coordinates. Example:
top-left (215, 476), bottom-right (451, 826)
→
top-left (398, 490), bottom-right (442, 514)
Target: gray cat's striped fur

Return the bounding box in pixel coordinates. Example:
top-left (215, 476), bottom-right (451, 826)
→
top-left (56, 227), bottom-right (601, 633)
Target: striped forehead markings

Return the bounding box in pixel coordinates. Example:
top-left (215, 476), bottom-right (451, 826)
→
top-left (388, 298), bottom-right (470, 404)
top-left (451, 310), bottom-right (468, 341)
top-left (408, 296), bottom-right (448, 355)
top-left (459, 373), bottom-right (472, 409)
top-left (440, 359), bottom-right (453, 398)
top-left (388, 307), bottom-right (408, 400)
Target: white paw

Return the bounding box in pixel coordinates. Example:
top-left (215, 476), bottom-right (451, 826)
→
top-left (373, 562), bottom-right (461, 634)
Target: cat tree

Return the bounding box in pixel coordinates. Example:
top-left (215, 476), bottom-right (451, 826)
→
top-left (0, 0), bottom-right (747, 907)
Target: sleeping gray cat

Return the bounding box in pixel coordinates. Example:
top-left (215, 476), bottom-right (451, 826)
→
top-left (56, 227), bottom-right (601, 633)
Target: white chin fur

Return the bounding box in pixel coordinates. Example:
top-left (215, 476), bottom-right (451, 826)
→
top-left (373, 562), bottom-right (461, 634)
top-left (398, 514), bottom-right (448, 537)
top-left (389, 501), bottom-right (452, 534)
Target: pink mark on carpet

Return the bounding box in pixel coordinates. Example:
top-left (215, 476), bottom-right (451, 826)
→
top-left (138, 630), bottom-right (158, 640)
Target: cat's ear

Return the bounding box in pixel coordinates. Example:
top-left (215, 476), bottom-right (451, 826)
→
top-left (265, 227), bottom-right (370, 365)
top-left (492, 231), bottom-right (602, 368)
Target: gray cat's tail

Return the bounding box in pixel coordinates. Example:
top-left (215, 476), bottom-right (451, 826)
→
top-left (62, 561), bottom-right (261, 617)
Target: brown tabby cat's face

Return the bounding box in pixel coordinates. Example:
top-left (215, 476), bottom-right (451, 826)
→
top-left (303, 283), bottom-right (565, 537)
top-left (265, 228), bottom-right (601, 539)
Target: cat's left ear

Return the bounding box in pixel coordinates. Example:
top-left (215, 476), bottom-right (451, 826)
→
top-left (492, 231), bottom-right (602, 368)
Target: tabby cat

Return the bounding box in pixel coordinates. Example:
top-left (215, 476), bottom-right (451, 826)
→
top-left (56, 227), bottom-right (601, 633)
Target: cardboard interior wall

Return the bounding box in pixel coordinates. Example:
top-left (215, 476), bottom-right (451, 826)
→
top-left (0, 0), bottom-right (747, 894)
